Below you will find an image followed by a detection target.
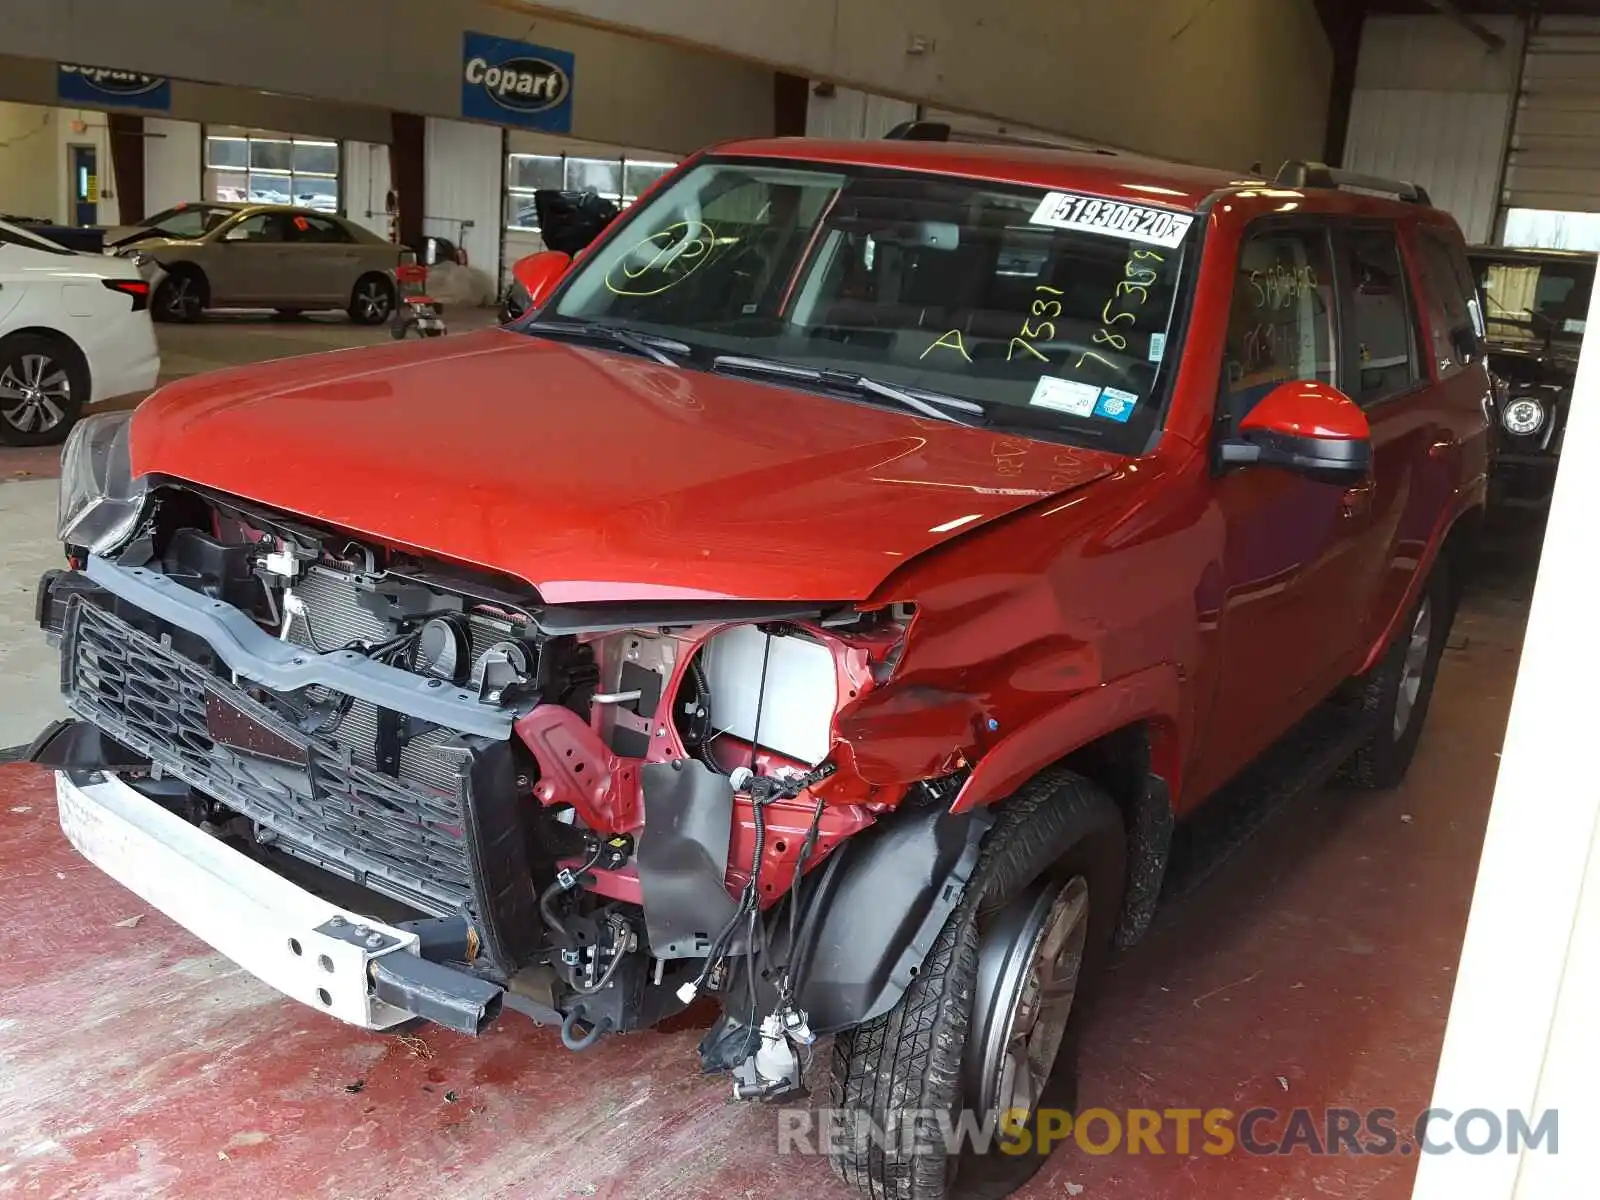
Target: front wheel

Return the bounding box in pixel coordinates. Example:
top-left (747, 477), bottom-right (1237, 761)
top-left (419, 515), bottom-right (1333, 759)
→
top-left (1341, 562), bottom-right (1452, 789)
top-left (829, 769), bottom-right (1126, 1200)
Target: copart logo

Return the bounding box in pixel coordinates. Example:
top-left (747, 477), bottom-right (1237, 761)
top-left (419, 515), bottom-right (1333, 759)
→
top-left (59, 65), bottom-right (166, 98)
top-left (463, 54), bottom-right (570, 114)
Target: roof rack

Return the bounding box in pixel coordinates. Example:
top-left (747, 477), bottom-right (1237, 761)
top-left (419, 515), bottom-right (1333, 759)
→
top-left (884, 120), bottom-right (1118, 157)
top-left (1274, 160), bottom-right (1432, 206)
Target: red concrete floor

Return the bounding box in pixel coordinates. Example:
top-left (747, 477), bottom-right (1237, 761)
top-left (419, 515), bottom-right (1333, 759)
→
top-left (0, 584), bottom-right (1527, 1199)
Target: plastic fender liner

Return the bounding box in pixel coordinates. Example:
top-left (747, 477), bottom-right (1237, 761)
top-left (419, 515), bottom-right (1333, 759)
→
top-left (637, 759), bottom-right (740, 960)
top-left (793, 801), bottom-right (993, 1035)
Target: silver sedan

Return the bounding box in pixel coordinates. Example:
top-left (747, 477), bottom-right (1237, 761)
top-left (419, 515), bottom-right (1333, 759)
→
top-left (119, 205), bottom-right (401, 324)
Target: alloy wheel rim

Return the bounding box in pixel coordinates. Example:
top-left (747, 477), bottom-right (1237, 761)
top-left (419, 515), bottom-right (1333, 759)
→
top-left (0, 353), bottom-right (70, 433)
top-left (1394, 595), bottom-right (1433, 738)
top-left (968, 875), bottom-right (1090, 1133)
top-left (359, 282), bottom-right (390, 320)
top-left (167, 276), bottom-right (196, 317)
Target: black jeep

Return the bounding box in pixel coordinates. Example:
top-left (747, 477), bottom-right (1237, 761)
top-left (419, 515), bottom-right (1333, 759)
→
top-left (1470, 245), bottom-right (1595, 508)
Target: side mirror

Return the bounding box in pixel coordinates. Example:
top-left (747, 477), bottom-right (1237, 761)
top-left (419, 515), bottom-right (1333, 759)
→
top-left (1219, 380), bottom-right (1372, 485)
top-left (510, 250), bottom-right (572, 314)
top-left (1450, 323), bottom-right (1480, 363)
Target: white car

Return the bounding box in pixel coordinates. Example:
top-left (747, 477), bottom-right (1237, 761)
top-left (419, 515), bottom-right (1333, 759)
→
top-left (0, 220), bottom-right (160, 446)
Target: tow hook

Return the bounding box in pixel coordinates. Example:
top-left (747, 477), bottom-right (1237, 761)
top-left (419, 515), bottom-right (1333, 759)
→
top-left (732, 1004), bottom-right (814, 1100)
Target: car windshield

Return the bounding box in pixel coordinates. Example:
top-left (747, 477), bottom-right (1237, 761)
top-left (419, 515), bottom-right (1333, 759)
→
top-left (544, 159), bottom-right (1195, 450)
top-left (143, 203), bottom-right (237, 239)
top-left (1474, 254), bottom-right (1594, 348)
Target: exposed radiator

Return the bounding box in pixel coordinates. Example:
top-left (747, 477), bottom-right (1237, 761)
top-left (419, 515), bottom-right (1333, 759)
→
top-left (285, 566), bottom-right (514, 792)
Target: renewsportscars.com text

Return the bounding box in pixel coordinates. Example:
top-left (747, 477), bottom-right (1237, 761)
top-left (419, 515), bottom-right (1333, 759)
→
top-left (776, 1106), bottom-right (1559, 1158)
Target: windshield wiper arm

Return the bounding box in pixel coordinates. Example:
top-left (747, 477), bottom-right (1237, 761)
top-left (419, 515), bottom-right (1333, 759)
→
top-left (710, 354), bottom-right (983, 427)
top-left (521, 320), bottom-right (690, 367)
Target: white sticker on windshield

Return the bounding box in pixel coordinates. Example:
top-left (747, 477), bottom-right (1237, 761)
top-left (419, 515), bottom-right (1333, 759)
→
top-left (1030, 192), bottom-right (1195, 248)
top-left (1565, 318), bottom-right (1587, 334)
top-left (1029, 376), bottom-right (1101, 417)
top-left (1148, 332), bottom-right (1166, 363)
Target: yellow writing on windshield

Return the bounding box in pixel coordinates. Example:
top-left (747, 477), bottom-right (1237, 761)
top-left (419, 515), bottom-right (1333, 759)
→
top-left (604, 220), bottom-right (721, 298)
top-left (921, 329), bottom-right (974, 362)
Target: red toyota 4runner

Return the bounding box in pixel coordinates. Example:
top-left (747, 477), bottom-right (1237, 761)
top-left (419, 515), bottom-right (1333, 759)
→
top-left (33, 136), bottom-right (1488, 1198)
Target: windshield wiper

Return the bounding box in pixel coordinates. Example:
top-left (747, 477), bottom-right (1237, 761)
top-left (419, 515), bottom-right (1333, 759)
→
top-left (520, 320), bottom-right (691, 367)
top-left (710, 354), bottom-right (983, 427)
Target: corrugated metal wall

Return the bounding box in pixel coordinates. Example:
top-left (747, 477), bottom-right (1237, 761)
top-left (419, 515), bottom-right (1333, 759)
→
top-left (1345, 89), bottom-right (1511, 243)
top-left (342, 141), bottom-right (391, 241)
top-left (1505, 15), bottom-right (1600, 213)
top-left (423, 117), bottom-right (503, 295)
top-left (1343, 15), bottom-right (1523, 244)
top-left (805, 86), bottom-right (917, 139)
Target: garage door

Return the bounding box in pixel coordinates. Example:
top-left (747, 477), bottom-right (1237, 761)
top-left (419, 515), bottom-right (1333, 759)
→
top-left (1505, 15), bottom-right (1600, 213)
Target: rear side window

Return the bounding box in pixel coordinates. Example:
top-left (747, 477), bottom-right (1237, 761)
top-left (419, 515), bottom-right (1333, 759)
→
top-left (1338, 228), bottom-right (1419, 406)
top-left (288, 214), bottom-right (353, 244)
top-left (223, 212), bottom-right (293, 242)
top-left (1220, 225), bottom-right (1340, 424)
top-left (1412, 228), bottom-right (1480, 377)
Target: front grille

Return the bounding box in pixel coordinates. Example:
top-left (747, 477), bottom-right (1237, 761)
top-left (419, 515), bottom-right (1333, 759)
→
top-left (63, 598), bottom-right (476, 916)
top-left (287, 567), bottom-right (513, 794)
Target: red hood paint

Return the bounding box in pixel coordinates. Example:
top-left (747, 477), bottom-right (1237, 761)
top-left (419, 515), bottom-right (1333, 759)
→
top-left (130, 330), bottom-right (1120, 602)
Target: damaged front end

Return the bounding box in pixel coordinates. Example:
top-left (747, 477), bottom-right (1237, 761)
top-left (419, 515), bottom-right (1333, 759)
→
top-left (36, 414), bottom-right (991, 1095)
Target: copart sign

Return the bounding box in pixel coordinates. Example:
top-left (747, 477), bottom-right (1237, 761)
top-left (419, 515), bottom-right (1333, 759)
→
top-left (57, 63), bottom-right (171, 111)
top-left (461, 32), bottom-right (574, 133)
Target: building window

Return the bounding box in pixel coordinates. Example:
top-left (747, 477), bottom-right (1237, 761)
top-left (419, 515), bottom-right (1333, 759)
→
top-left (505, 153), bottom-right (677, 231)
top-left (1503, 207), bottom-right (1600, 254)
top-left (205, 133), bottom-right (340, 212)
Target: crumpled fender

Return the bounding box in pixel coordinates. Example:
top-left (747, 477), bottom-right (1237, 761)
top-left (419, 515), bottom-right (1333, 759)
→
top-left (951, 662), bottom-right (1188, 812)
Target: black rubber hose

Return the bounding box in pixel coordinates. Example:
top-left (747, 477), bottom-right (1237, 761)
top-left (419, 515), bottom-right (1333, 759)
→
top-left (560, 1007), bottom-right (611, 1051)
top-left (539, 844), bottom-right (603, 941)
top-left (538, 877), bottom-right (569, 939)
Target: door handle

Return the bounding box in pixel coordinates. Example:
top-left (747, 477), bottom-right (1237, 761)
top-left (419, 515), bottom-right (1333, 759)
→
top-left (1340, 481), bottom-right (1375, 520)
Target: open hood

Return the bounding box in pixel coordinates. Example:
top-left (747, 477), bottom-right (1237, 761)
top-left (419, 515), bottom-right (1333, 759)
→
top-left (129, 330), bottom-right (1120, 603)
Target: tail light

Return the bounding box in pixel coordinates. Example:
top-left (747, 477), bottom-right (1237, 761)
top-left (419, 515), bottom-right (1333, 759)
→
top-left (102, 278), bottom-right (150, 311)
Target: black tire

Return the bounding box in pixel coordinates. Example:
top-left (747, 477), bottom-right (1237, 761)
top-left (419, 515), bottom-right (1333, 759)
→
top-left (829, 769), bottom-right (1127, 1200)
top-left (349, 274), bottom-right (395, 325)
top-left (0, 333), bottom-right (88, 447)
top-left (1341, 561), bottom-right (1452, 789)
top-left (153, 266), bottom-right (206, 323)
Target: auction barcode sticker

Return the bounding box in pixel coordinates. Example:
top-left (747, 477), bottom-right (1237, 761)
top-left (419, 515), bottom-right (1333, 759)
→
top-left (1030, 192), bottom-right (1195, 248)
